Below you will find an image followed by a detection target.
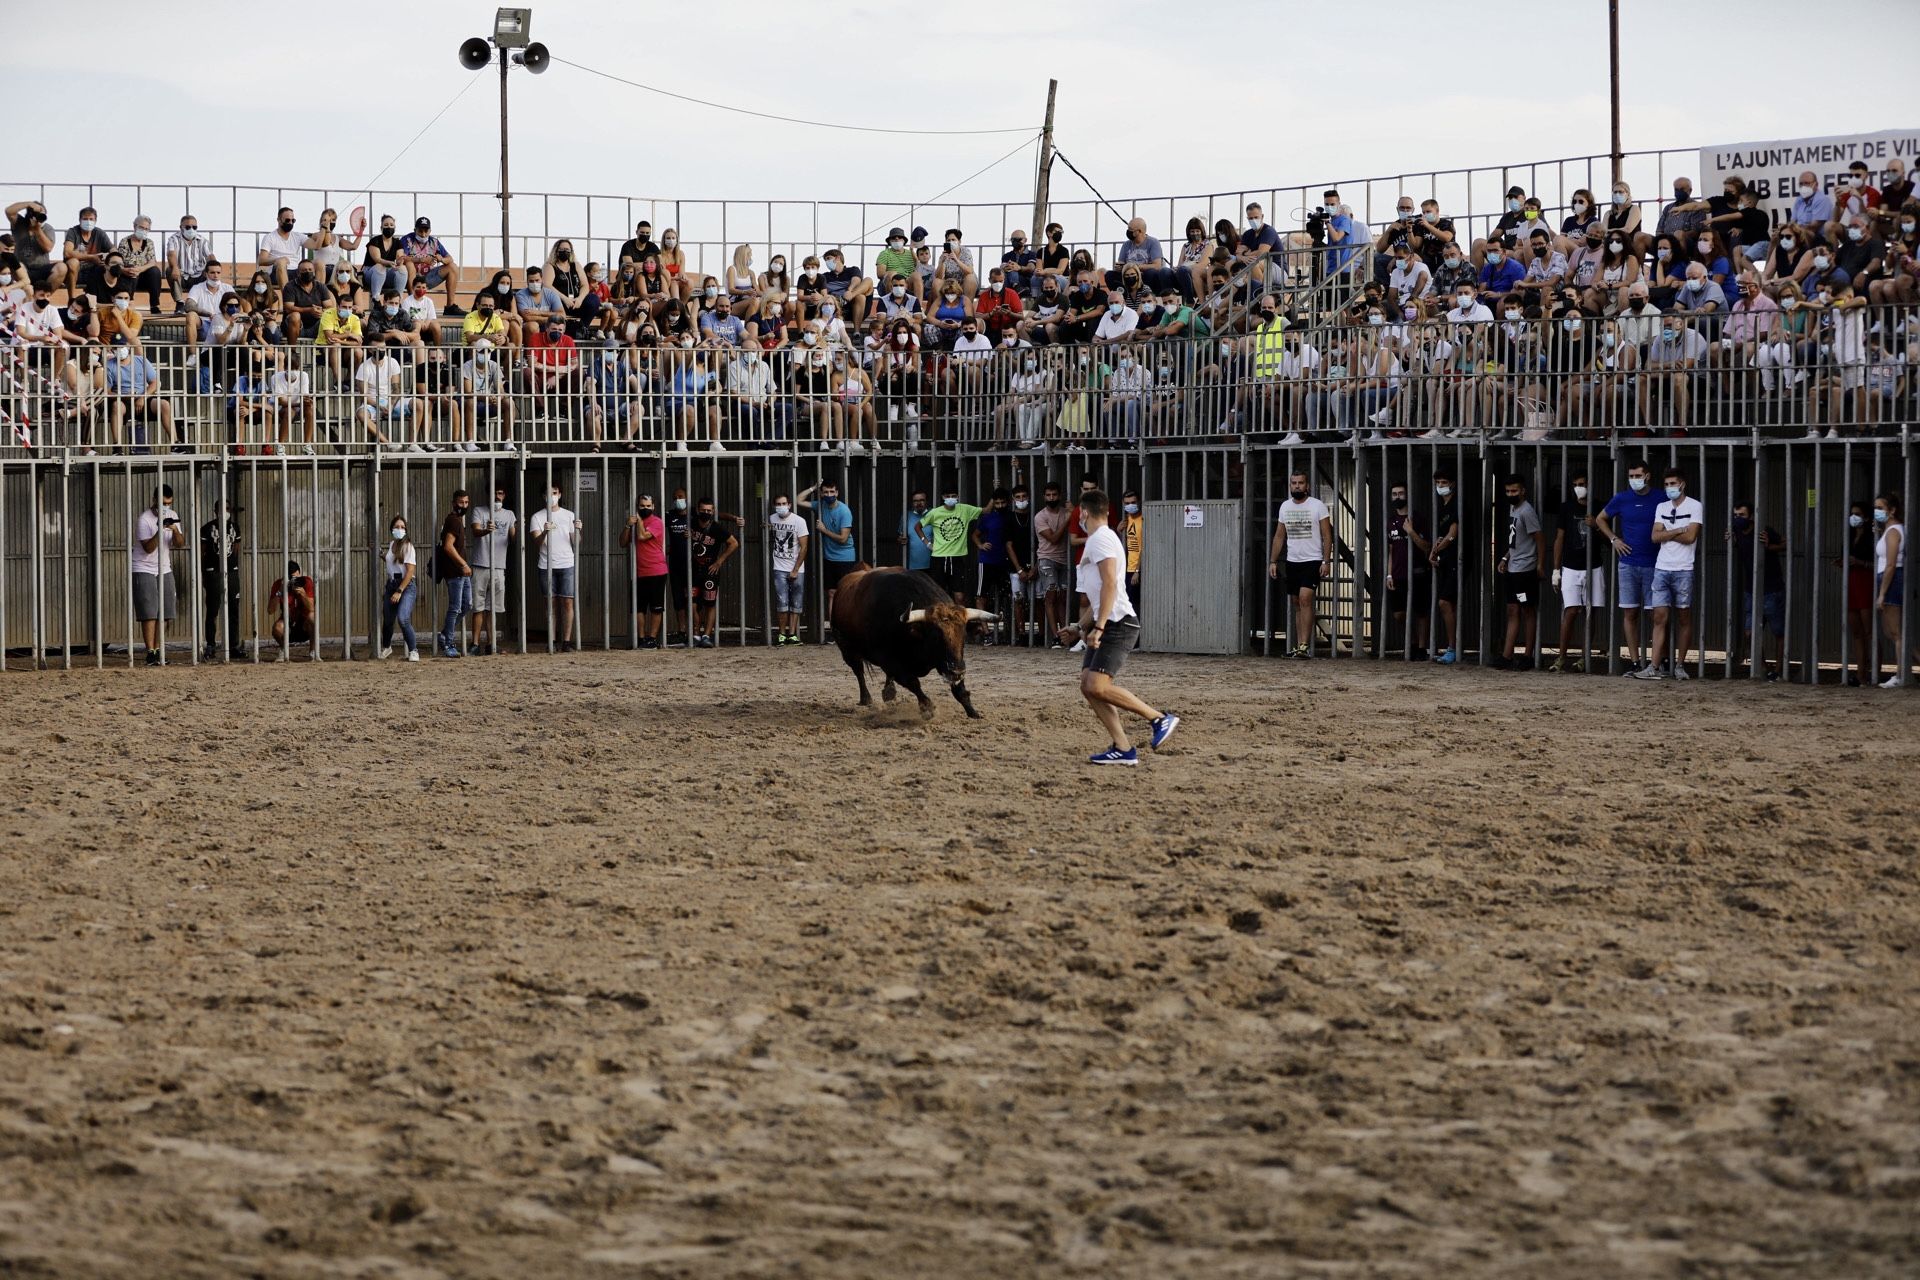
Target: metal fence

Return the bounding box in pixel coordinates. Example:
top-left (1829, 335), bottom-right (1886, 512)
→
top-left (3, 440), bottom-right (1914, 689)
top-left (1, 146), bottom-right (1698, 288)
top-left (6, 298), bottom-right (1913, 456)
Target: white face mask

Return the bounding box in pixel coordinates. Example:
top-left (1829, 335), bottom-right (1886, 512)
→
top-left (1849, 513), bottom-right (1865, 528)
top-left (774, 504), bottom-right (789, 517)
top-left (548, 494), bottom-right (561, 510)
top-left (891, 286), bottom-right (905, 299)
top-left (497, 282), bottom-right (511, 294)
top-left (1573, 485), bottom-right (1588, 500)
top-left (1800, 183), bottom-right (1817, 197)
top-left (391, 527), bottom-right (406, 541)
top-left (1628, 476), bottom-right (1647, 492)
top-left (1503, 310), bottom-right (1520, 321)
top-left (821, 303), bottom-right (835, 317)
top-left (1435, 485), bottom-right (1452, 498)
top-left (1247, 217), bottom-right (1263, 230)
top-left (1456, 294), bottom-right (1473, 309)
top-left (79, 219), bottom-right (96, 232)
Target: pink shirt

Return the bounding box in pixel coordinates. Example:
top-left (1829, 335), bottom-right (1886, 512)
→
top-left (1033, 505), bottom-right (1071, 565)
top-left (632, 514), bottom-right (667, 577)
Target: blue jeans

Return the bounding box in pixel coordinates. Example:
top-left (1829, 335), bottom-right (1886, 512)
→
top-left (364, 263), bottom-right (406, 298)
top-left (441, 573), bottom-right (473, 651)
top-left (383, 575), bottom-right (417, 652)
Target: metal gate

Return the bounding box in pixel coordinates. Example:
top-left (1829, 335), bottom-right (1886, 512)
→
top-left (1142, 498), bottom-right (1243, 654)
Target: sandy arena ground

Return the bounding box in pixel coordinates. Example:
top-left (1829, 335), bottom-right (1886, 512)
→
top-left (1, 646), bottom-right (1917, 1279)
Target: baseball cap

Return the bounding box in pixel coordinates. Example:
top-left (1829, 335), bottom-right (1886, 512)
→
top-left (414, 216), bottom-right (431, 231)
top-left (910, 226), bottom-right (928, 242)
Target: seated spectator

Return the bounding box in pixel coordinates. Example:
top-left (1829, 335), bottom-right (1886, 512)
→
top-left (1513, 228), bottom-right (1567, 309)
top-left (315, 291), bottom-right (364, 380)
top-left (1430, 243), bottom-right (1475, 305)
top-left (1831, 161), bottom-right (1881, 241)
top-left (1236, 202), bottom-right (1283, 292)
top-left (1603, 180), bottom-right (1646, 256)
top-left (1408, 199), bottom-right (1456, 272)
top-left (1000, 228), bottom-right (1037, 295)
top-left (912, 243), bottom-right (936, 296)
top-left (306, 208), bottom-right (358, 287)
top-left (1789, 172), bottom-right (1834, 241)
top-left (819, 246), bottom-right (872, 326)
top-left (1560, 188), bottom-right (1600, 249)
top-left (1475, 241), bottom-right (1526, 304)
top-left (5, 200), bottom-right (66, 291)
top-left (721, 244), bottom-right (759, 321)
top-left (1102, 345), bottom-right (1152, 442)
top-left (526, 314), bottom-right (581, 413)
top-left (1669, 262), bottom-right (1728, 334)
top-left (103, 335), bottom-right (176, 452)
top-left (698, 293), bottom-right (746, 347)
top-left (829, 349), bottom-right (876, 449)
top-left (355, 346), bottom-right (417, 448)
top-left (1655, 176), bottom-right (1708, 242)
top-left (923, 276), bottom-right (972, 351)
top-left (1033, 223), bottom-right (1071, 292)
top-left (398, 216), bottom-right (456, 309)
top-left (263, 346), bottom-right (317, 455)
top-left (999, 346), bottom-right (1056, 447)
top-left (281, 263), bottom-right (331, 343)
top-left (361, 214), bottom-right (406, 297)
top-left (1175, 216), bottom-right (1217, 299)
top-left (975, 268), bottom-right (1023, 342)
top-left (1617, 282), bottom-right (1663, 347)
top-left (616, 219), bottom-right (656, 269)
top-left (400, 277), bottom-right (443, 345)
top-left (114, 216), bottom-right (165, 315)
top-left (1374, 196), bottom-right (1420, 284)
top-left (461, 287), bottom-right (511, 349)
top-left (1693, 229), bottom-right (1740, 304)
top-left (1640, 316), bottom-right (1708, 425)
top-left (459, 339), bottom-right (512, 442)
top-left (1582, 231), bottom-right (1640, 314)
top-left (514, 264), bottom-right (565, 334)
top-left (1108, 218), bottom-right (1182, 297)
top-left (1879, 160), bottom-right (1914, 216)
top-left (1835, 216), bottom-right (1886, 289)
top-left (100, 280), bottom-right (144, 355)
top-left (1868, 217), bottom-right (1919, 307)
top-left (1090, 289), bottom-right (1139, 346)
top-left (1794, 241), bottom-right (1852, 299)
top-left (1646, 233), bottom-right (1691, 308)
top-left (866, 228), bottom-right (914, 302)
top-left (256, 206), bottom-right (306, 285)
top-left (367, 287), bottom-right (424, 352)
top-left (1567, 225), bottom-right (1606, 297)
top-left (757, 252), bottom-right (790, 314)
top-left (1763, 225), bottom-right (1810, 295)
top-left (1805, 279), bottom-right (1868, 435)
top-left (164, 214), bottom-right (212, 314)
top-left (63, 206), bottom-right (113, 298)
top-left (1018, 276), bottom-right (1068, 343)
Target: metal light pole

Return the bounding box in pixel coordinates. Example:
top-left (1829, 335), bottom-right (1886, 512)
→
top-left (461, 8), bottom-right (550, 271)
top-left (1608, 0), bottom-right (1623, 187)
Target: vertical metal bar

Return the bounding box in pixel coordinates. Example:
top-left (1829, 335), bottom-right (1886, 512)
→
top-left (29, 457), bottom-right (43, 670)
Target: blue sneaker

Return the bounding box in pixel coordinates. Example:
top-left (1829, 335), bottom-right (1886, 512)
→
top-left (1435, 648), bottom-right (1457, 665)
top-left (1088, 747), bottom-right (1139, 767)
top-left (1149, 714), bottom-right (1181, 750)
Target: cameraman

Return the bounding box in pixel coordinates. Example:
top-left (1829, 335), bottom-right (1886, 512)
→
top-left (133, 485), bottom-right (186, 667)
top-left (4, 201), bottom-right (67, 293)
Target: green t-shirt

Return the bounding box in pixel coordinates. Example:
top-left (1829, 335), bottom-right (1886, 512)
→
top-left (920, 502), bottom-right (982, 559)
top-left (875, 247), bottom-right (915, 287)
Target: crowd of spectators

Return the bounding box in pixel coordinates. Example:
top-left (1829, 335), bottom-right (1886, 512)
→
top-left (4, 165), bottom-right (1919, 453)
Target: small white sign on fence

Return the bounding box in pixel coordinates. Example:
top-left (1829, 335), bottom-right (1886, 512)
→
top-left (1183, 505), bottom-right (1205, 528)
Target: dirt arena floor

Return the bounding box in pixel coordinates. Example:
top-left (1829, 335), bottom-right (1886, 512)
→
top-left (1, 645), bottom-right (1917, 1279)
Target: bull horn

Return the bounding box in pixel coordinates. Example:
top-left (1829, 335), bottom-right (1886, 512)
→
top-left (964, 608), bottom-right (996, 622)
top-left (904, 608), bottom-right (929, 624)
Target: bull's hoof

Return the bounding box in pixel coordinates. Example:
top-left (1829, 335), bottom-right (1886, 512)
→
top-left (881, 685), bottom-right (897, 703)
top-left (917, 704), bottom-right (934, 722)
top-left (965, 707), bottom-right (983, 720)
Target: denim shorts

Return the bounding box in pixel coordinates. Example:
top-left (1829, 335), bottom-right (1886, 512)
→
top-left (773, 568), bottom-right (805, 612)
top-left (1651, 568), bottom-right (1694, 610)
top-left (1743, 589), bottom-right (1784, 637)
top-left (1618, 561), bottom-right (1655, 609)
top-left (539, 565), bottom-right (577, 599)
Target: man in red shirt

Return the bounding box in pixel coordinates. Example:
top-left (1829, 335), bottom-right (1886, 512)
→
top-left (526, 316), bottom-right (579, 421)
top-left (975, 267), bottom-right (1024, 342)
top-left (268, 560), bottom-right (316, 659)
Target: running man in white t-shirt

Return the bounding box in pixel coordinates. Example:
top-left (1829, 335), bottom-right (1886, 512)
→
top-left (1265, 471), bottom-right (1333, 659)
top-left (1057, 489), bottom-right (1178, 766)
top-left (1635, 466), bottom-right (1705, 681)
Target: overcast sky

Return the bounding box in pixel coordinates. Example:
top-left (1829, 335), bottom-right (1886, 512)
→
top-left (5, 0), bottom-right (1916, 260)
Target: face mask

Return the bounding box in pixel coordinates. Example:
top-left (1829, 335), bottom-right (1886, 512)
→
top-left (383, 304), bottom-right (398, 315)
top-left (1486, 251), bottom-right (1503, 264)
top-left (1660, 328), bottom-right (1678, 342)
top-left (1220, 340), bottom-right (1234, 354)
top-left (112, 298), bottom-right (129, 311)
top-left (1687, 278), bottom-right (1706, 293)
top-left (337, 306), bottom-right (353, 319)
top-left (1664, 484), bottom-right (1682, 500)
top-left (1367, 314), bottom-right (1384, 326)
top-left (1573, 485), bottom-right (1588, 500)
top-left (1875, 510), bottom-right (1890, 524)
top-left (1602, 332), bottom-right (1617, 348)
top-left (1422, 212), bottom-right (1439, 225)
top-left (1848, 513), bottom-right (1865, 528)
top-left (802, 332), bottom-right (817, 346)
top-left (1118, 357), bottom-right (1132, 370)
top-left (496, 282), bottom-right (511, 294)
top-left (1818, 290), bottom-right (1833, 304)
top-left (1435, 485), bottom-right (1452, 499)
top-left (1612, 192), bottom-right (1627, 206)
top-left (1572, 200), bottom-right (1589, 214)
top-left (547, 494), bottom-right (561, 510)
top-left (1562, 317), bottom-right (1581, 333)
top-left (1013, 499), bottom-right (1029, 511)
top-left (1628, 476), bottom-right (1647, 493)
top-left (825, 260), bottom-right (841, 272)
top-left (1846, 226), bottom-right (1865, 243)
top-left (774, 504), bottom-right (789, 517)
top-left (1120, 502), bottom-right (1139, 516)
top-left (1801, 183), bottom-right (1817, 197)
top-left (279, 219), bottom-right (294, 231)
top-left (412, 287), bottom-right (427, 298)
top-left (891, 286), bottom-right (906, 299)
top-left (1524, 210), bottom-right (1539, 221)
top-left (253, 283), bottom-right (267, 294)
top-left (1456, 294), bottom-right (1473, 309)
top-left (391, 527), bottom-right (405, 541)
top-left (1507, 495), bottom-right (1524, 508)
top-left (1504, 310), bottom-right (1520, 322)
top-left (1732, 516), bottom-right (1752, 533)
top-left (1444, 256), bottom-right (1462, 270)
top-left (1391, 497), bottom-right (1407, 510)
top-left (180, 227), bottom-right (198, 240)
top-left (943, 497), bottom-right (958, 508)
top-left (1656, 248), bottom-right (1671, 261)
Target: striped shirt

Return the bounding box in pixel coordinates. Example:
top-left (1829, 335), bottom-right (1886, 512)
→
top-left (166, 231), bottom-right (212, 279)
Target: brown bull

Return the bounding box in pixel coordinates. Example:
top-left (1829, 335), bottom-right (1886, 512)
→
top-left (828, 567), bottom-right (992, 719)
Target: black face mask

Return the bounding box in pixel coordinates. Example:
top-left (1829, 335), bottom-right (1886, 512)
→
top-left (1507, 495), bottom-right (1524, 508)
top-left (1391, 497), bottom-right (1407, 509)
top-left (279, 220), bottom-right (294, 232)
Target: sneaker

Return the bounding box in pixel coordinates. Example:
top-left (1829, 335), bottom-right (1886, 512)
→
top-left (1630, 665), bottom-right (1665, 680)
top-left (1621, 661), bottom-right (1648, 678)
top-left (1409, 647), bottom-right (1429, 662)
top-left (1566, 658), bottom-right (1585, 674)
top-left (1764, 669), bottom-right (1780, 683)
top-left (406, 649), bottom-right (420, 662)
top-left (1049, 641), bottom-right (1063, 650)
top-left (1805, 427), bottom-right (1823, 440)
top-left (1669, 664), bottom-right (1691, 681)
top-left (144, 651), bottom-right (160, 667)
top-left (1069, 639), bottom-right (1086, 653)
top-left (1088, 747), bottom-right (1139, 767)
top-left (1435, 648), bottom-right (1457, 665)
top-left (1291, 645), bottom-right (1310, 660)
top-left (302, 444), bottom-right (316, 456)
top-left (1881, 675), bottom-right (1904, 689)
top-left (378, 646), bottom-right (393, 660)
top-left (406, 442), bottom-right (425, 454)
top-left (1276, 432), bottom-right (1304, 446)
top-left (462, 441), bottom-right (480, 453)
top-left (559, 640), bottom-right (575, 653)
top-left (1368, 407), bottom-right (1392, 427)
top-left (1546, 657), bottom-right (1565, 673)
top-left (440, 646), bottom-right (462, 659)
top-left (1488, 655), bottom-right (1510, 670)
top-left (1149, 714), bottom-right (1181, 750)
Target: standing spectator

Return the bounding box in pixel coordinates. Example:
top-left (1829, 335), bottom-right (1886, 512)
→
top-left (897, 488), bottom-right (934, 571)
top-left (688, 498), bottom-right (741, 648)
top-left (63, 207), bottom-right (113, 298)
top-left (198, 497), bottom-right (244, 661)
top-left (436, 489), bottom-right (474, 658)
top-left (1633, 468), bottom-right (1704, 680)
top-left (256, 206), bottom-right (306, 286)
top-left (470, 484), bottom-right (516, 656)
top-left (1728, 500), bottom-right (1786, 682)
top-left (619, 493), bottom-right (666, 649)
top-left (1384, 481), bottom-right (1429, 660)
top-left (378, 515), bottom-right (421, 663)
top-left (1551, 471), bottom-right (1604, 673)
top-left (1873, 492), bottom-right (1914, 687)
top-left (767, 493), bottom-right (810, 646)
top-left (799, 481), bottom-right (856, 631)
top-left (1844, 500), bottom-right (1879, 687)
top-left (1596, 460), bottom-right (1663, 673)
top-left (1034, 480), bottom-right (1073, 644)
top-left (1006, 484), bottom-right (1038, 645)
top-left (1266, 471), bottom-right (1333, 659)
top-left (529, 482), bottom-right (582, 652)
top-left (969, 487), bottom-right (1018, 643)
top-left (399, 217), bottom-right (457, 309)
top-left (1117, 488), bottom-right (1144, 624)
top-left (1494, 475), bottom-right (1545, 670)
top-left (921, 484), bottom-right (983, 605)
top-left (1411, 470), bottom-right (1463, 664)
top-left (268, 559), bottom-right (316, 660)
top-left (131, 485), bottom-right (185, 665)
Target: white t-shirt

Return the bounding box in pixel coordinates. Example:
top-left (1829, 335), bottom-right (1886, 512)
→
top-left (185, 280), bottom-right (234, 317)
top-left (469, 506), bottom-right (516, 569)
top-left (384, 542), bottom-right (417, 578)
top-left (1877, 523), bottom-right (1904, 577)
top-left (131, 506), bottom-right (179, 576)
top-left (1448, 301), bottom-right (1494, 324)
top-left (768, 510), bottom-right (808, 573)
top-left (356, 357), bottom-right (403, 399)
top-left (1093, 307), bottom-right (1139, 342)
top-left (951, 332), bottom-right (993, 361)
top-left (1279, 497), bottom-right (1331, 562)
top-left (259, 227), bottom-right (309, 265)
top-left (269, 369), bottom-right (310, 402)
top-left (401, 294), bottom-right (438, 326)
top-left (1653, 494), bottom-right (1704, 572)
top-left (528, 505), bottom-right (578, 571)
top-left (1076, 524), bottom-right (1135, 622)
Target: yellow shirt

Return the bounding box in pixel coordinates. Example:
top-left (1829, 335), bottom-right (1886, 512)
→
top-left (1119, 513), bottom-right (1142, 572)
top-left (461, 310), bottom-right (508, 343)
top-left (315, 309), bottom-right (362, 344)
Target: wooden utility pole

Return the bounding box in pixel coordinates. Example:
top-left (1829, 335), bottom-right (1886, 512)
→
top-left (1030, 79), bottom-right (1057, 247)
top-left (1608, 0), bottom-right (1623, 186)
